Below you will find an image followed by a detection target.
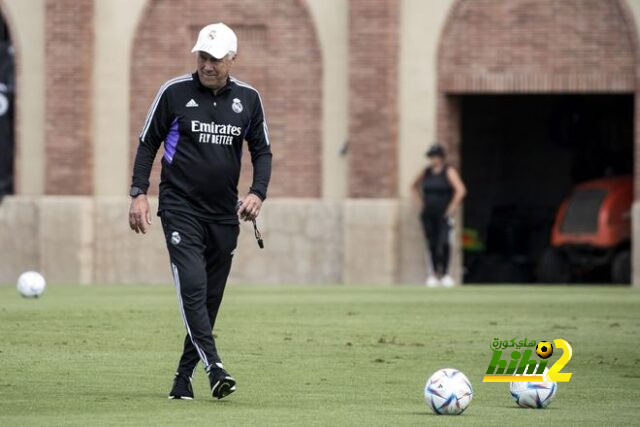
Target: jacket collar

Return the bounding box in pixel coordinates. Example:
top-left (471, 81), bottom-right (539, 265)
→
top-left (193, 72), bottom-right (233, 95)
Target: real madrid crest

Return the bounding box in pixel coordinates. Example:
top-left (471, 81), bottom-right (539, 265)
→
top-left (232, 98), bottom-right (243, 113)
top-left (171, 231), bottom-right (181, 245)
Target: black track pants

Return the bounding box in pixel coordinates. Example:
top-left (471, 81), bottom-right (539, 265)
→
top-left (161, 210), bottom-right (239, 376)
top-left (420, 211), bottom-right (452, 276)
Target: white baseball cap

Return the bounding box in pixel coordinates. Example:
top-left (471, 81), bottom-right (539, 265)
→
top-left (191, 23), bottom-right (237, 59)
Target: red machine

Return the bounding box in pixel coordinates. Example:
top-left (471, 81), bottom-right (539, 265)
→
top-left (537, 176), bottom-right (632, 284)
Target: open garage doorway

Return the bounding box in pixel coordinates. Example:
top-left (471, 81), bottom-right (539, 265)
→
top-left (460, 95), bottom-right (633, 284)
top-left (0, 12), bottom-right (14, 200)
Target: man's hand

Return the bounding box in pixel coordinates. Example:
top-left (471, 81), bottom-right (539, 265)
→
top-left (129, 195), bottom-right (152, 234)
top-left (237, 193), bottom-right (262, 221)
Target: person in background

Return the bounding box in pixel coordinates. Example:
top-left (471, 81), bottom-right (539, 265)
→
top-left (412, 144), bottom-right (466, 287)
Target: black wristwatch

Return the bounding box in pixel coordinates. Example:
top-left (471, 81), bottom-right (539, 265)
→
top-left (130, 186), bottom-right (146, 198)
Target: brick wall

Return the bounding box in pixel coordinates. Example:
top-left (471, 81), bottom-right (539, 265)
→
top-left (348, 0), bottom-right (399, 198)
top-left (437, 0), bottom-right (639, 178)
top-left (44, 0), bottom-right (93, 195)
top-left (129, 0), bottom-right (322, 198)
top-left (438, 0), bottom-right (636, 93)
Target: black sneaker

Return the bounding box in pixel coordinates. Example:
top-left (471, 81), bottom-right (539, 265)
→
top-left (168, 373), bottom-right (194, 400)
top-left (208, 365), bottom-right (236, 399)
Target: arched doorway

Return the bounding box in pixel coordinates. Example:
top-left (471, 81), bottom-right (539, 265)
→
top-left (129, 0), bottom-right (322, 198)
top-left (437, 0), bottom-right (638, 284)
top-left (0, 10), bottom-right (14, 200)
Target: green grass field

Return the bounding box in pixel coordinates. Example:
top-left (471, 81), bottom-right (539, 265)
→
top-left (1, 284), bottom-right (639, 426)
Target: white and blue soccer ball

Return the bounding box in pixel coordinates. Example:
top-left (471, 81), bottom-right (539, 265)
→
top-left (424, 368), bottom-right (473, 415)
top-left (17, 271), bottom-right (46, 298)
top-left (510, 377), bottom-right (557, 408)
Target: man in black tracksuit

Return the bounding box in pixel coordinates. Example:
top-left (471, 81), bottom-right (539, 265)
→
top-left (128, 23), bottom-right (272, 400)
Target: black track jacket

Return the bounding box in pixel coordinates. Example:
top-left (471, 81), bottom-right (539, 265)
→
top-left (131, 72), bottom-right (272, 224)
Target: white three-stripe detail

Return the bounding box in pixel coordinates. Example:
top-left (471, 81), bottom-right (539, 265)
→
top-left (140, 74), bottom-right (193, 142)
top-left (230, 77), bottom-right (271, 146)
top-left (171, 263), bottom-right (210, 369)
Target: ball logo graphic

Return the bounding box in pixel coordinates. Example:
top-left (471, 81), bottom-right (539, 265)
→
top-left (536, 341), bottom-right (553, 359)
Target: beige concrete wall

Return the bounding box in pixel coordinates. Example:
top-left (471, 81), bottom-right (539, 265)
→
top-left (343, 199), bottom-right (399, 285)
top-left (2, 0), bottom-right (45, 195)
top-left (1, 197), bottom-right (412, 286)
top-left (39, 197), bottom-right (94, 284)
top-left (1, 197), bottom-right (349, 285)
top-left (230, 199), bottom-right (343, 284)
top-left (93, 0), bottom-right (147, 196)
top-left (397, 199), bottom-right (426, 283)
top-left (0, 196), bottom-right (94, 285)
top-left (0, 197), bottom-right (40, 281)
top-left (97, 198), bottom-right (344, 285)
top-left (93, 197), bottom-right (169, 284)
top-left (306, 0), bottom-right (349, 199)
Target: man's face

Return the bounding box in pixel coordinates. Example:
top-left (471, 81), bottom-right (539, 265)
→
top-left (197, 51), bottom-right (235, 91)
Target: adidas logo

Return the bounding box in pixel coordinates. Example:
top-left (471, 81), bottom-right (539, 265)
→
top-left (185, 99), bottom-right (199, 108)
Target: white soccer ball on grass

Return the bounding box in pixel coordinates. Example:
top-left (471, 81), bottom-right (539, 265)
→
top-left (424, 368), bottom-right (473, 415)
top-left (510, 376), bottom-right (557, 408)
top-left (17, 271), bottom-right (46, 298)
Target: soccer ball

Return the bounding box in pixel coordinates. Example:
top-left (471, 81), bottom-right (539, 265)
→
top-left (424, 368), bottom-right (473, 415)
top-left (17, 271), bottom-right (46, 298)
top-left (536, 341), bottom-right (554, 359)
top-left (510, 378), bottom-right (557, 408)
